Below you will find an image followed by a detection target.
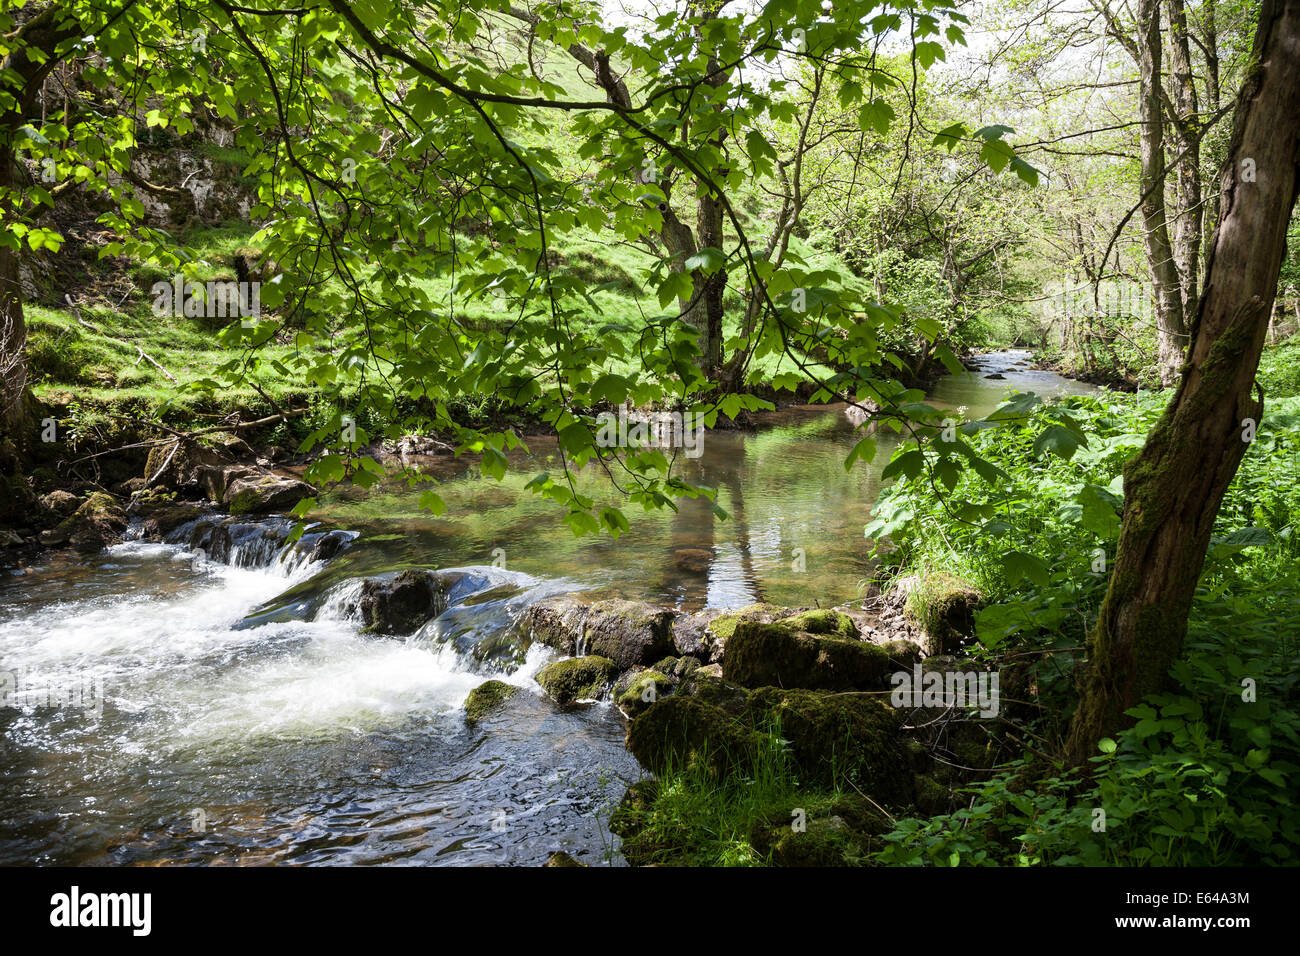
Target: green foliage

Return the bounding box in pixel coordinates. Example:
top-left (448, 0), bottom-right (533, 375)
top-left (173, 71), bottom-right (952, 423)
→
top-left (869, 383), bottom-right (1300, 866)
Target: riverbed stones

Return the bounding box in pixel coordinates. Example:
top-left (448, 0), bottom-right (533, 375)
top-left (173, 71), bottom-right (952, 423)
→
top-left (224, 471), bottom-right (315, 515)
top-left (464, 680), bottom-right (518, 723)
top-left (355, 569), bottom-right (449, 635)
top-left (535, 655), bottom-right (619, 705)
top-left (39, 492), bottom-right (128, 552)
top-left (722, 617), bottom-right (891, 691)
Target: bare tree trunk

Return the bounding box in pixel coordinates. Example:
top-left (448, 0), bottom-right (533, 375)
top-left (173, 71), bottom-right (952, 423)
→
top-left (1136, 0), bottom-right (1189, 387)
top-left (1066, 0), bottom-right (1300, 764)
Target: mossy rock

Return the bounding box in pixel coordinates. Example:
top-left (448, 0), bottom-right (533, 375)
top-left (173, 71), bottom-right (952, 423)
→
top-left (648, 655), bottom-right (700, 680)
top-left (681, 672), bottom-right (750, 717)
top-left (544, 850), bottom-right (588, 867)
top-left (901, 573), bottom-right (983, 655)
top-left (617, 671), bottom-right (674, 718)
top-left (767, 815), bottom-right (866, 867)
top-left (625, 696), bottom-right (763, 778)
top-left (880, 639), bottom-right (923, 669)
top-left (356, 569), bottom-right (448, 635)
top-left (581, 599), bottom-right (676, 668)
top-left (225, 472), bottom-right (314, 515)
top-left (535, 655), bottom-right (618, 705)
top-left (43, 492), bottom-right (127, 552)
top-left (704, 602), bottom-right (788, 646)
top-left (913, 774), bottom-right (954, 816)
top-left (464, 680), bottom-right (518, 723)
top-left (745, 687), bottom-right (911, 802)
top-left (723, 619), bottom-right (891, 691)
top-left (778, 608), bottom-right (857, 638)
top-left (523, 597), bottom-right (676, 668)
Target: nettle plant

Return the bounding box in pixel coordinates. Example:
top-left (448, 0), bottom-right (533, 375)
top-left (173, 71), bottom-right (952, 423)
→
top-left (4, 0), bottom-right (1039, 531)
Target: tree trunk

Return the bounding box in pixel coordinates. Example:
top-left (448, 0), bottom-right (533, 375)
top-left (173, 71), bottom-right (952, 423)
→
top-left (1165, 0), bottom-right (1203, 325)
top-left (1136, 0), bottom-right (1189, 387)
top-left (0, 5), bottom-right (81, 436)
top-left (0, 149), bottom-right (25, 435)
top-left (696, 190), bottom-right (726, 373)
top-left (1066, 0), bottom-right (1300, 764)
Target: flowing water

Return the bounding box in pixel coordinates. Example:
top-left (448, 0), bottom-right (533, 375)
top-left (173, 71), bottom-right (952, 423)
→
top-left (0, 350), bottom-right (1095, 865)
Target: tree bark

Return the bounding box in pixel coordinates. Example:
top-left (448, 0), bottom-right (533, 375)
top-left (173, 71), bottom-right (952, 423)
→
top-left (1165, 0), bottom-right (1203, 325)
top-left (1066, 0), bottom-right (1300, 764)
top-left (0, 5), bottom-right (81, 435)
top-left (1135, 0), bottom-right (1189, 387)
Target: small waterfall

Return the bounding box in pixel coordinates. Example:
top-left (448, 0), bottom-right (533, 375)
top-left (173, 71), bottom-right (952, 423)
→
top-left (164, 516), bottom-right (356, 575)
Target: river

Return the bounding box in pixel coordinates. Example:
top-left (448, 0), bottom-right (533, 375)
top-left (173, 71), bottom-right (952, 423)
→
top-left (0, 350), bottom-right (1095, 865)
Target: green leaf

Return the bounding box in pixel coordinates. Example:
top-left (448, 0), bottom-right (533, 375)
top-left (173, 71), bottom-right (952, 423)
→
top-left (1003, 550), bottom-right (1050, 588)
top-left (1033, 423), bottom-right (1085, 460)
top-left (858, 98), bottom-right (896, 136)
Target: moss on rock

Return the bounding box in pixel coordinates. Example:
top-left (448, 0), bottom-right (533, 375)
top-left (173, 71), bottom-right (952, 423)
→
top-left (704, 602), bottom-right (788, 646)
top-left (723, 619), bottom-right (891, 691)
top-left (745, 687), bottom-right (910, 803)
top-left (625, 696), bottom-right (762, 778)
top-left (617, 671), bottom-right (674, 718)
top-left (778, 608), bottom-right (858, 638)
top-left (464, 679), bottom-right (518, 723)
top-left (535, 655), bottom-right (618, 705)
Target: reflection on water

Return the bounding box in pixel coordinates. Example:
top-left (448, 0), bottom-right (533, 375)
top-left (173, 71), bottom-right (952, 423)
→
top-left (312, 348), bottom-right (1097, 610)
top-left (0, 350), bottom-right (1093, 866)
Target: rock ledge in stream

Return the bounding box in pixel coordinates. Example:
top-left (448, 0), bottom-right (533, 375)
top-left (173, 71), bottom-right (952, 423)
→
top-left (524, 598), bottom-right (675, 669)
top-left (351, 570), bottom-right (451, 636)
top-left (723, 615), bottom-right (892, 691)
